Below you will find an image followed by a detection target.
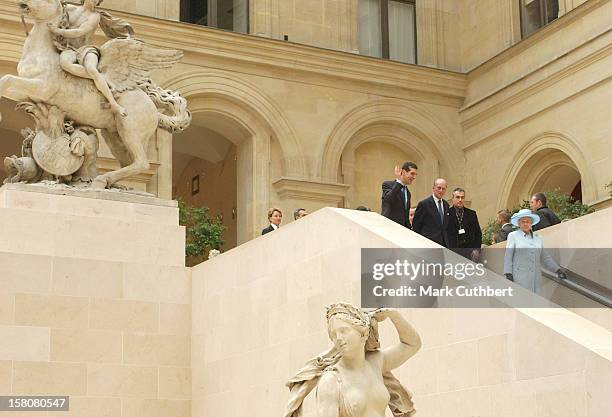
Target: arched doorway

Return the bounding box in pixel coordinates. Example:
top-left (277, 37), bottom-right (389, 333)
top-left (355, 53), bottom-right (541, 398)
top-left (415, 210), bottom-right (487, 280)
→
top-left (172, 112), bottom-right (240, 251)
top-left (532, 163), bottom-right (582, 201)
top-left (338, 123), bottom-right (436, 211)
top-left (505, 148), bottom-right (583, 207)
top-left (162, 70), bottom-right (306, 245)
top-left (321, 99), bottom-right (463, 212)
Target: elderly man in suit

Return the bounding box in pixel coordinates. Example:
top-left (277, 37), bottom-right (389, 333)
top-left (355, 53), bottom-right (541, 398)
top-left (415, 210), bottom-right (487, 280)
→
top-left (412, 178), bottom-right (450, 247)
top-left (446, 188), bottom-right (482, 261)
top-left (493, 210), bottom-right (514, 244)
top-left (381, 162), bottom-right (418, 228)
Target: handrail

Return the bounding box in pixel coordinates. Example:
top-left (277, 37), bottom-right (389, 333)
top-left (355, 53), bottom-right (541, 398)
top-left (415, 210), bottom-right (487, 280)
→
top-left (542, 268), bottom-right (612, 308)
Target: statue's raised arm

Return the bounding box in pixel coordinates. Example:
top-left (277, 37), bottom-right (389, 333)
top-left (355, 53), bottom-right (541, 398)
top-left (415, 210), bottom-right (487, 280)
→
top-left (284, 303), bottom-right (421, 417)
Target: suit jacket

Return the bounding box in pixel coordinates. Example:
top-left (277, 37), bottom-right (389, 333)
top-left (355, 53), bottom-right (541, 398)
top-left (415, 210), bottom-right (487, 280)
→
top-left (381, 180), bottom-right (411, 228)
top-left (446, 206), bottom-right (482, 258)
top-left (412, 196), bottom-right (450, 247)
top-left (532, 206), bottom-right (561, 231)
top-left (494, 223), bottom-right (514, 243)
top-left (261, 224), bottom-right (275, 235)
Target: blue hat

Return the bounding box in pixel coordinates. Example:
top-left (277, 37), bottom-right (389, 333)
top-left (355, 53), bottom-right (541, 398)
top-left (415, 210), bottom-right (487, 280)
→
top-left (510, 208), bottom-right (540, 227)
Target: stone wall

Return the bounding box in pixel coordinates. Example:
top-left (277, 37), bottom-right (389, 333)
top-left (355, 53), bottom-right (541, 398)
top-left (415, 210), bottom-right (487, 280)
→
top-left (0, 186), bottom-right (190, 417)
top-left (191, 207), bottom-right (612, 417)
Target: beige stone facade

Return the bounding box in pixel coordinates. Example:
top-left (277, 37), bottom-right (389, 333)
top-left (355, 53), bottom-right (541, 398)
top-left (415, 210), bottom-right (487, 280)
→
top-left (0, 0), bottom-right (610, 249)
top-left (0, 186), bottom-right (190, 417)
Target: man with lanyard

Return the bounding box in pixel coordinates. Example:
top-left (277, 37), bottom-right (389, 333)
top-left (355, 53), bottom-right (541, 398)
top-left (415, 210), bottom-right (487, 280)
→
top-left (446, 187), bottom-right (482, 261)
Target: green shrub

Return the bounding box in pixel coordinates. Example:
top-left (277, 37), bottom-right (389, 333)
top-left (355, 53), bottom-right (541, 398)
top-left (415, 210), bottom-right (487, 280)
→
top-left (606, 180), bottom-right (612, 197)
top-left (544, 189), bottom-right (593, 220)
top-left (481, 218), bottom-right (500, 246)
top-left (178, 199), bottom-right (225, 266)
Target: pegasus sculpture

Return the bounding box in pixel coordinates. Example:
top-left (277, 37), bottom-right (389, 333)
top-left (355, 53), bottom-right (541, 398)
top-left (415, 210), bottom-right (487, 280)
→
top-left (0, 0), bottom-right (191, 189)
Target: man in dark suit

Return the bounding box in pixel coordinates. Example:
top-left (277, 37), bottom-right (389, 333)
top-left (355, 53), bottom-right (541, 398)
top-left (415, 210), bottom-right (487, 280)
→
top-left (412, 178), bottom-right (449, 247)
top-left (381, 162), bottom-right (418, 228)
top-left (493, 210), bottom-right (513, 243)
top-left (530, 192), bottom-right (561, 231)
top-left (446, 188), bottom-right (482, 261)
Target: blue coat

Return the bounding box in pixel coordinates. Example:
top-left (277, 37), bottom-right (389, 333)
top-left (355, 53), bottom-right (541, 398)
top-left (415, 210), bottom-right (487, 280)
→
top-left (503, 230), bottom-right (559, 293)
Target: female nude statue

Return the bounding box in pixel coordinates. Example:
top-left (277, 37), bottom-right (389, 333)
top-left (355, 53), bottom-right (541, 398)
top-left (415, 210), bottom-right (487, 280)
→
top-left (284, 303), bottom-right (421, 417)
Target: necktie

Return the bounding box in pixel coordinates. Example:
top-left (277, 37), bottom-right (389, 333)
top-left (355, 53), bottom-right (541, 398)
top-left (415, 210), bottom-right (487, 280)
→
top-left (437, 199), bottom-right (444, 224)
top-left (402, 186), bottom-right (408, 207)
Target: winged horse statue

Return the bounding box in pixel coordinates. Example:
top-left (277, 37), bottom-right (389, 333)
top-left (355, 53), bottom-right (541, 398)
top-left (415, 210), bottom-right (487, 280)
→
top-left (0, 0), bottom-right (191, 189)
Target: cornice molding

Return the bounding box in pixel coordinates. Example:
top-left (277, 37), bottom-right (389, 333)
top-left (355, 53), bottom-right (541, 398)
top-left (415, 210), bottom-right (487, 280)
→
top-left (0, 0), bottom-right (466, 107)
top-left (272, 177), bottom-right (350, 204)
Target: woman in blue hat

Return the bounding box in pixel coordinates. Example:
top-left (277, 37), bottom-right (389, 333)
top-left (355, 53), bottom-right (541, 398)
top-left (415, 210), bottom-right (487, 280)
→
top-left (503, 208), bottom-right (566, 293)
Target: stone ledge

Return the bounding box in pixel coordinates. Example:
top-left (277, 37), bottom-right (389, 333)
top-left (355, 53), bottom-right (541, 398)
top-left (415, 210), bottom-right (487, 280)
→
top-left (0, 183), bottom-right (177, 207)
top-left (272, 177), bottom-right (350, 204)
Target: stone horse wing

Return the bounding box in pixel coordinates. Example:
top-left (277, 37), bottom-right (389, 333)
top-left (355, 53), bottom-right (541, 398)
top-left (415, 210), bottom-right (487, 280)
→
top-left (98, 38), bottom-right (184, 94)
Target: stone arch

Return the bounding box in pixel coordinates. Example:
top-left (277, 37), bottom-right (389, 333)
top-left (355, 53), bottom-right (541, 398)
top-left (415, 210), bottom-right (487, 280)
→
top-left (162, 69), bottom-right (307, 178)
top-left (319, 98), bottom-right (462, 182)
top-left (498, 132), bottom-right (596, 209)
top-left (162, 70), bottom-right (309, 242)
top-left (339, 123), bottom-right (441, 209)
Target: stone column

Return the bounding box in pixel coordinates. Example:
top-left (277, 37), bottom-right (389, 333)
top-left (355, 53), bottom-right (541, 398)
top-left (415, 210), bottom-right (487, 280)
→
top-left (252, 0), bottom-right (281, 38)
top-left (416, 0), bottom-right (444, 68)
top-left (237, 132), bottom-right (271, 243)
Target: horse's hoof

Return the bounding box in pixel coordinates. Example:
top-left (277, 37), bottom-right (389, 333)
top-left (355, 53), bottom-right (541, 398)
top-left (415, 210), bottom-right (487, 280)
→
top-left (91, 177), bottom-right (107, 190)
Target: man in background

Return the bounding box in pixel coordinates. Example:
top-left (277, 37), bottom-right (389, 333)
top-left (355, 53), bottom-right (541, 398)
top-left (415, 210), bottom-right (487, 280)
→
top-left (294, 208), bottom-right (307, 220)
top-left (493, 210), bottom-right (513, 243)
top-left (530, 192), bottom-right (561, 231)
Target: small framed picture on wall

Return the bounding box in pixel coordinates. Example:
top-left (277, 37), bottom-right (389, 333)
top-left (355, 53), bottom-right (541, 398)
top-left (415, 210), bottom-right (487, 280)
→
top-left (191, 175), bottom-right (199, 195)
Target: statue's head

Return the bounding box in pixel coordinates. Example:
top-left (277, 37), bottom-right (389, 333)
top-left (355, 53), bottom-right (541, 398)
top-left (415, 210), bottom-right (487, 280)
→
top-left (326, 303), bottom-right (376, 358)
top-left (17, 0), bottom-right (62, 21)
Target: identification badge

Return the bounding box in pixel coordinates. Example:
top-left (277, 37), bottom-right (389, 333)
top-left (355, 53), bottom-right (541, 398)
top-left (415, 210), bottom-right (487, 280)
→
top-left (458, 228), bottom-right (466, 235)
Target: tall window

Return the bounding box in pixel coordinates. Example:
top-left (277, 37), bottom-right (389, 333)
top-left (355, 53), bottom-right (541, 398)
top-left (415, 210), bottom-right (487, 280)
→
top-left (358, 0), bottom-right (416, 64)
top-left (520, 0), bottom-right (559, 38)
top-left (180, 0), bottom-right (248, 34)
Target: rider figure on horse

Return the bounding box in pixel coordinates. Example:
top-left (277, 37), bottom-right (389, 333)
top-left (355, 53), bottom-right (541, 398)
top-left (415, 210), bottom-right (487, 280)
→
top-left (47, 0), bottom-right (134, 117)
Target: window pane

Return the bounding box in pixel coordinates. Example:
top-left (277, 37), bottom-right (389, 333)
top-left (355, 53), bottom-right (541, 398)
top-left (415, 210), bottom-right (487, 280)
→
top-left (544, 0), bottom-right (559, 24)
top-left (358, 0), bottom-right (382, 58)
top-left (388, 1), bottom-right (415, 64)
top-left (181, 0), bottom-right (208, 25)
top-left (217, 0), bottom-right (248, 33)
top-left (521, 0), bottom-right (543, 37)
